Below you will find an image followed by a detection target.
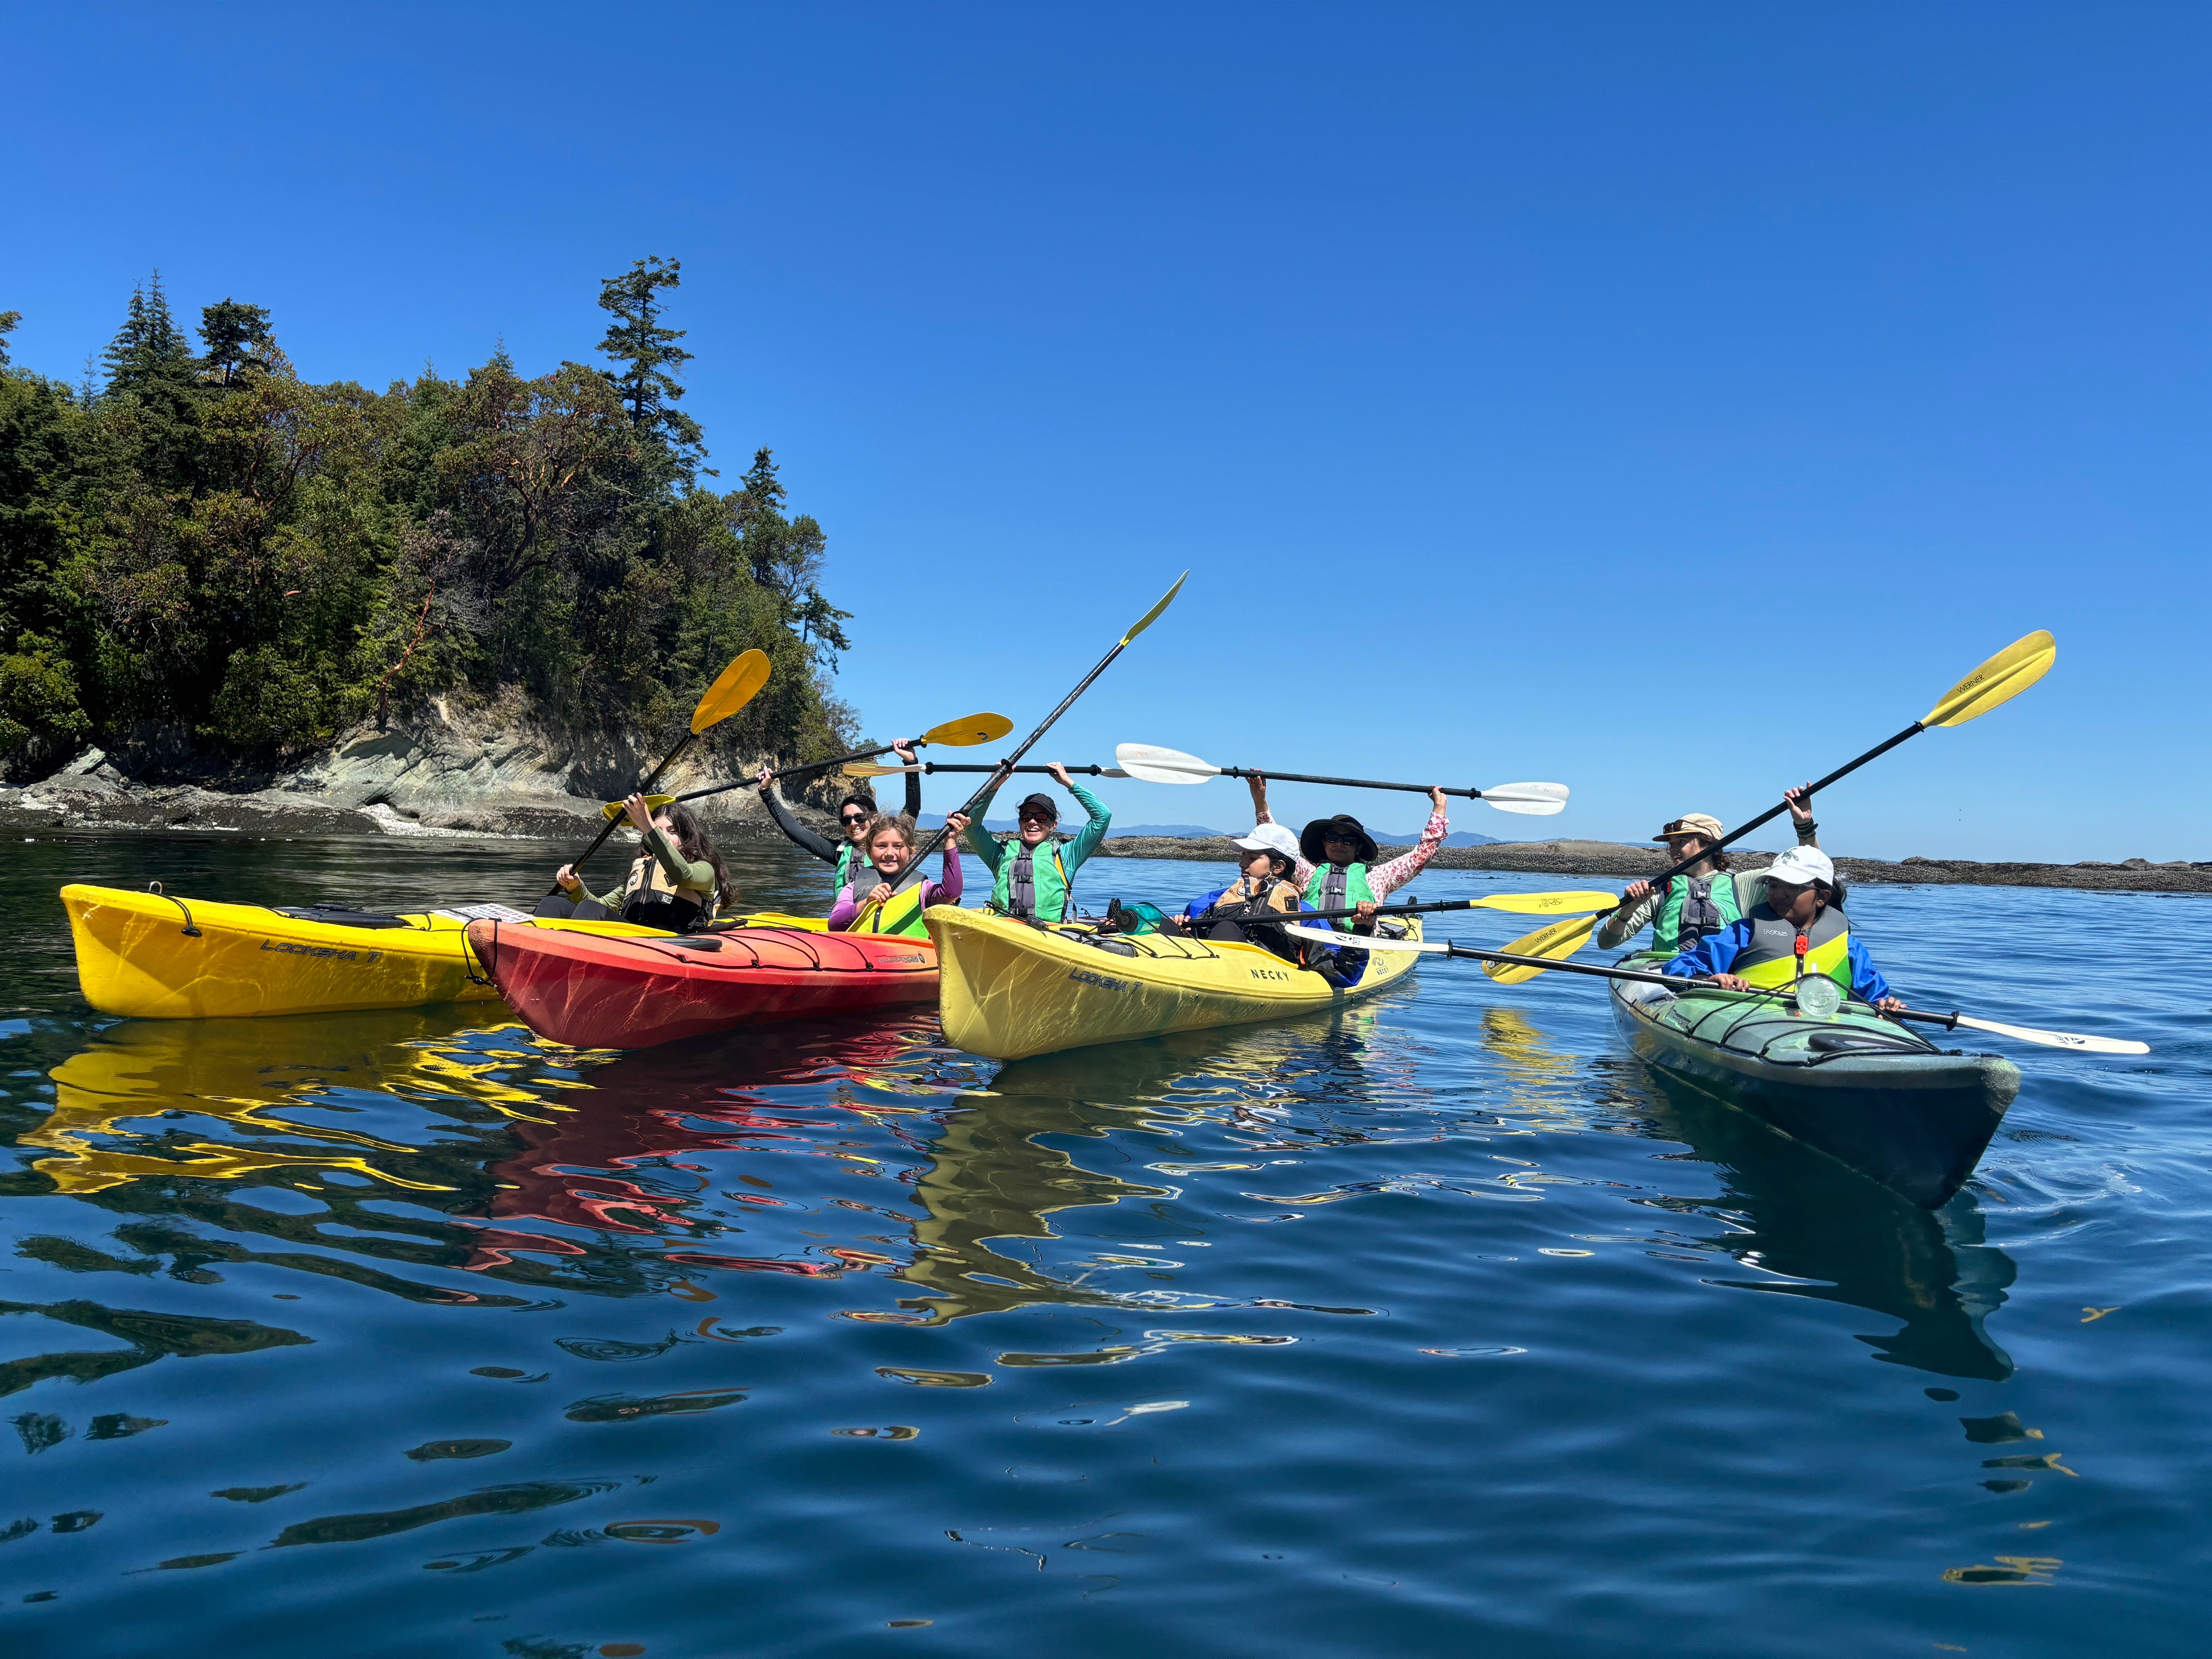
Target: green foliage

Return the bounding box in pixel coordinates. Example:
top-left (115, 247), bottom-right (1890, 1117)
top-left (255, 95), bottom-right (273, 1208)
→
top-left (0, 268), bottom-right (857, 779)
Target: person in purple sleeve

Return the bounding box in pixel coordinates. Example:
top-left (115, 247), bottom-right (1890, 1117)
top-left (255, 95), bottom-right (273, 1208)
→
top-left (828, 812), bottom-right (970, 937)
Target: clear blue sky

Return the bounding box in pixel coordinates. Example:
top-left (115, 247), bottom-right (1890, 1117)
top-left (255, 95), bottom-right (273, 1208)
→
top-left (6, 3), bottom-right (2204, 860)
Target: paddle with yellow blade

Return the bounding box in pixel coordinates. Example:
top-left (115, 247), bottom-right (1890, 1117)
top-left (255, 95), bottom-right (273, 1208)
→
top-left (1283, 926), bottom-right (2148, 1055)
top-left (620, 711), bottom-right (1018, 814)
top-left (1260, 889), bottom-right (1621, 928)
top-left (1482, 629), bottom-right (2059, 984)
top-left (542, 648), bottom-right (771, 903)
top-left (1113, 744), bottom-right (1570, 814)
top-left (881, 572), bottom-right (1189, 900)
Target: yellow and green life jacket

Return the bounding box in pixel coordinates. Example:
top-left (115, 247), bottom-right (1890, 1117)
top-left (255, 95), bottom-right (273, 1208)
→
top-left (851, 879), bottom-right (932, 939)
top-left (1728, 902), bottom-right (1852, 991)
top-left (1653, 872), bottom-right (1742, 956)
top-left (1305, 862), bottom-right (1377, 931)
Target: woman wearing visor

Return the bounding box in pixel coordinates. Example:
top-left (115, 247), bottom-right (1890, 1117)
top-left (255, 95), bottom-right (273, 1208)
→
top-left (962, 761), bottom-right (1113, 922)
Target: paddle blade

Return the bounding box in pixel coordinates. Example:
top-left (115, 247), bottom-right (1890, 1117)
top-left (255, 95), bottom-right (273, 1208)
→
top-left (1479, 781), bottom-right (1570, 816)
top-left (1120, 572), bottom-right (1188, 646)
top-left (1951, 1013), bottom-right (2148, 1056)
top-left (1470, 890), bottom-right (1619, 917)
top-left (1482, 914), bottom-right (1597, 983)
top-left (1114, 742), bottom-right (1219, 785)
top-left (1284, 922), bottom-right (1444, 954)
top-left (1921, 630), bottom-right (2056, 728)
top-left (843, 762), bottom-right (908, 778)
top-left (691, 649), bottom-right (771, 733)
top-left (922, 712), bottom-right (1013, 747)
top-left (601, 793), bottom-right (675, 822)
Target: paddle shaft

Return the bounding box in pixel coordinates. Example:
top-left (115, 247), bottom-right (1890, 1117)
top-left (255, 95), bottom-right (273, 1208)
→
top-left (550, 731), bottom-right (699, 891)
top-left (1440, 941), bottom-right (1698, 987)
top-left (1621, 720), bottom-right (1925, 907)
top-left (887, 622), bottom-right (1161, 895)
top-left (872, 763), bottom-right (1118, 777)
top-left (1213, 765), bottom-right (1474, 799)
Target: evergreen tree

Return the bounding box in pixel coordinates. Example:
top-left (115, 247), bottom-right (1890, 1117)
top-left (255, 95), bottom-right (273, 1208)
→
top-left (198, 298), bottom-right (275, 387)
top-left (101, 272), bottom-right (195, 397)
top-left (0, 311), bottom-right (19, 368)
top-left (596, 256), bottom-right (707, 481)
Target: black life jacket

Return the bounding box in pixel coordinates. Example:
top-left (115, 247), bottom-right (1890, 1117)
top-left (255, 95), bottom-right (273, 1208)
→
top-left (1196, 877), bottom-right (1307, 965)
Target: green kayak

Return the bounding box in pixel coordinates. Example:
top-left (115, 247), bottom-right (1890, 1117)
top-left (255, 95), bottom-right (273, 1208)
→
top-left (1608, 956), bottom-right (2019, 1209)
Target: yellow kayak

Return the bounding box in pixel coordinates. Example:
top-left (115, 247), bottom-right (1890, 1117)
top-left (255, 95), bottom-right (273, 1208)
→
top-left (60, 884), bottom-right (668, 1020)
top-left (926, 905), bottom-right (1421, 1061)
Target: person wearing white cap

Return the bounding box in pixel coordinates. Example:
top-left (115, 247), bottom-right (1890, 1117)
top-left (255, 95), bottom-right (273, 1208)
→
top-left (1161, 821), bottom-right (1324, 969)
top-left (1597, 787), bottom-right (1822, 955)
top-left (1659, 843), bottom-right (1903, 1013)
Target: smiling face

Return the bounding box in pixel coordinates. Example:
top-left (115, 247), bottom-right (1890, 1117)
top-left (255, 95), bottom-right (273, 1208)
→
top-left (1323, 833), bottom-right (1360, 865)
top-left (866, 826), bottom-right (915, 876)
top-left (840, 805), bottom-right (872, 844)
top-left (1016, 806), bottom-right (1055, 847)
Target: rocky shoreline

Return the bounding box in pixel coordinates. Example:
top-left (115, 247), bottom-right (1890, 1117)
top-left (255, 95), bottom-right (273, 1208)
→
top-left (1092, 835), bottom-right (2212, 897)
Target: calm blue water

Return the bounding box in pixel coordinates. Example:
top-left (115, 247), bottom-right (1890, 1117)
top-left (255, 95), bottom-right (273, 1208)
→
top-left (2, 832), bottom-right (2207, 1657)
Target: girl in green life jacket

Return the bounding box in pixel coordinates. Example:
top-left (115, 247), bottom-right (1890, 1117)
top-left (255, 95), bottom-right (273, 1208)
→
top-left (544, 794), bottom-right (735, 933)
top-left (1595, 787), bottom-right (1820, 956)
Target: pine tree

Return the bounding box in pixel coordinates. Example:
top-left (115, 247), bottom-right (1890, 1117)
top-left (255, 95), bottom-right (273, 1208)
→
top-left (596, 256), bottom-right (707, 481)
top-left (101, 272), bottom-right (195, 397)
top-left (199, 298), bottom-right (274, 387)
top-left (0, 311), bottom-right (20, 368)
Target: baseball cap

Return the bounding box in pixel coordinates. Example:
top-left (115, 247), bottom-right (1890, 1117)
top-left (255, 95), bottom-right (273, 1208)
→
top-left (1765, 845), bottom-right (1835, 887)
top-left (1231, 823), bottom-right (1302, 861)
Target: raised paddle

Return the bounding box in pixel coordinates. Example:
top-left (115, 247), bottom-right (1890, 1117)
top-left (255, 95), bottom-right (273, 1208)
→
top-left (1259, 890), bottom-right (1622, 927)
top-left (883, 572), bottom-right (1189, 897)
top-left (844, 761), bottom-right (1132, 780)
top-left (1113, 743), bottom-right (1569, 815)
top-left (1480, 629), bottom-right (2058, 982)
top-left (543, 649), bottom-right (770, 901)
top-left (1287, 927), bottom-right (2149, 1055)
top-left (606, 711), bottom-right (1017, 814)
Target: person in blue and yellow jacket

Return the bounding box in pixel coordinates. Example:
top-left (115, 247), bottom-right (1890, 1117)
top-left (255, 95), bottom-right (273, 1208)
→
top-left (1660, 846), bottom-right (1903, 1013)
top-left (963, 761), bottom-right (1112, 922)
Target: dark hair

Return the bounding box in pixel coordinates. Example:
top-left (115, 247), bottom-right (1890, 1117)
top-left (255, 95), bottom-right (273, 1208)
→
top-left (837, 791), bottom-right (876, 818)
top-left (1819, 876), bottom-right (1848, 910)
top-left (1683, 838), bottom-right (1731, 872)
top-left (860, 812), bottom-right (918, 864)
top-left (648, 802), bottom-right (736, 908)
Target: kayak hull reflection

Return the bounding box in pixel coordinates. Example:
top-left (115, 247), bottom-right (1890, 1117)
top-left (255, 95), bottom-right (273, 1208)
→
top-left (1608, 960), bottom-right (2018, 1208)
top-left (468, 919), bottom-right (938, 1049)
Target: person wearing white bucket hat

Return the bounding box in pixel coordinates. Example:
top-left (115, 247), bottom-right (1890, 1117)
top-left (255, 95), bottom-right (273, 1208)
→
top-left (1161, 821), bottom-right (1325, 968)
top-left (1659, 842), bottom-right (1903, 1013)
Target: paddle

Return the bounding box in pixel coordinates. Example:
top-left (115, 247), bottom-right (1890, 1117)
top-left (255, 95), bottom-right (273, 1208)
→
top-left (1114, 743), bottom-right (1569, 815)
top-left (544, 649), bottom-right (770, 900)
top-left (1286, 926), bottom-right (2150, 1054)
top-left (606, 711), bottom-right (1017, 814)
top-left (883, 572), bottom-right (1189, 897)
top-left (844, 761), bottom-right (1132, 780)
top-left (1482, 629), bottom-right (2058, 981)
top-left (1257, 890), bottom-right (1622, 927)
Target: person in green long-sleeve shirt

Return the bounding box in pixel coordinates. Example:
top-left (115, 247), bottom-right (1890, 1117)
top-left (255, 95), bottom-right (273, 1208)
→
top-left (961, 761), bottom-right (1112, 922)
top-left (543, 794), bottom-right (734, 933)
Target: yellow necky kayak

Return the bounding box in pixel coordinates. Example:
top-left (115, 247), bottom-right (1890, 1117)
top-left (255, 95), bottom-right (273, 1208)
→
top-left (60, 884), bottom-right (669, 1020)
top-left (926, 905), bottom-right (1422, 1061)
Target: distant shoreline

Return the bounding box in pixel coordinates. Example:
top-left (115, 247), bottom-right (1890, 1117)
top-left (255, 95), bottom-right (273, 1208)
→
top-left (1093, 835), bottom-right (2212, 896)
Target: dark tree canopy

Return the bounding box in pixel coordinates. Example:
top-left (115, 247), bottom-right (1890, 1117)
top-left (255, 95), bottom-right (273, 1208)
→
top-left (0, 264), bottom-right (857, 783)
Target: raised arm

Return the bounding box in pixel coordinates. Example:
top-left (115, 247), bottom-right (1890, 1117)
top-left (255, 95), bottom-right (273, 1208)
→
top-left (1366, 788), bottom-right (1449, 900)
top-left (756, 766), bottom-right (838, 863)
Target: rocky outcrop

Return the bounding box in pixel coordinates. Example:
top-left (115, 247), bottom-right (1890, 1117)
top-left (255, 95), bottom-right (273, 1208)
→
top-left (0, 698), bottom-right (862, 845)
top-left (1092, 835), bottom-right (2212, 896)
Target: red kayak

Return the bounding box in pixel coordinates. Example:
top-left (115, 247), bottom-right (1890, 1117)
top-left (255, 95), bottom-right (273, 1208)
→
top-left (466, 920), bottom-right (938, 1049)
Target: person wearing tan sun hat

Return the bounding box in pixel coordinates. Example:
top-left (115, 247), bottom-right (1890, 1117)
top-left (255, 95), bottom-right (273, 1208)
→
top-left (1595, 786), bottom-right (1822, 955)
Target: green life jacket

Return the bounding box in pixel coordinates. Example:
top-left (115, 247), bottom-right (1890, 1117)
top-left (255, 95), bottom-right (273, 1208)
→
top-left (835, 840), bottom-right (860, 888)
top-left (990, 836), bottom-right (1073, 922)
top-left (1729, 901), bottom-right (1853, 991)
top-left (1305, 862), bottom-right (1377, 932)
top-left (1653, 871), bottom-right (1741, 956)
top-left (852, 880), bottom-right (932, 939)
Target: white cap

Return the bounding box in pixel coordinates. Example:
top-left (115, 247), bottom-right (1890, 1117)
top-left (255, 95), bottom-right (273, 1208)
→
top-left (1231, 823), bottom-right (1302, 861)
top-left (1765, 845), bottom-right (1835, 887)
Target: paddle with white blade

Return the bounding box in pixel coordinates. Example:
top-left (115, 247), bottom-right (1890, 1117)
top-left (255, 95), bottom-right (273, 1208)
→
top-left (1114, 743), bottom-right (1568, 815)
top-left (1286, 927), bottom-right (2150, 1054)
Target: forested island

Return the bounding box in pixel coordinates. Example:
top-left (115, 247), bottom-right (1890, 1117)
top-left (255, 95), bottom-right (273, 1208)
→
top-left (0, 261), bottom-right (860, 831)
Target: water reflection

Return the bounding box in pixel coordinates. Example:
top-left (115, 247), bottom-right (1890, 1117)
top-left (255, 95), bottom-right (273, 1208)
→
top-left (1601, 1057), bottom-right (2016, 1381)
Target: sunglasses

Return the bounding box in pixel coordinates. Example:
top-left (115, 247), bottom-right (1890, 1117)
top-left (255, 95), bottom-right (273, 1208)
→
top-left (840, 812), bottom-right (870, 825)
